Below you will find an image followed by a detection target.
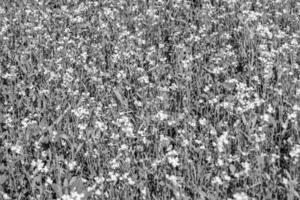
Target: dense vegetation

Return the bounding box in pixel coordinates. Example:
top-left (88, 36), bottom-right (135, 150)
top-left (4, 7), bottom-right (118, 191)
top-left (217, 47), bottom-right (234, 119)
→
top-left (0, 0), bottom-right (300, 199)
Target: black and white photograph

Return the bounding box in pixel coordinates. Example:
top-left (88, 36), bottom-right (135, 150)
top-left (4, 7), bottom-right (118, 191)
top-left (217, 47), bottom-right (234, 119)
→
top-left (0, 0), bottom-right (300, 199)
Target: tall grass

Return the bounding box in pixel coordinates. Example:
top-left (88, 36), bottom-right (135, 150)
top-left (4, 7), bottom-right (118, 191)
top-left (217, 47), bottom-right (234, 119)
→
top-left (0, 0), bottom-right (299, 199)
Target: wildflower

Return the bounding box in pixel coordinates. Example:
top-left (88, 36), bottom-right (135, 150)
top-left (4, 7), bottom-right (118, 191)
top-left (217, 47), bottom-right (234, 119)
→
top-left (282, 178), bottom-right (289, 185)
top-left (61, 191), bottom-right (85, 200)
top-left (267, 105), bottom-right (274, 113)
top-left (293, 105), bottom-right (300, 111)
top-left (168, 120), bottom-right (176, 126)
top-left (123, 125), bottom-right (135, 137)
top-left (160, 135), bottom-right (170, 147)
top-left (11, 144), bottom-right (22, 154)
top-left (95, 189), bottom-right (102, 196)
top-left (151, 159), bottom-right (162, 169)
top-left (128, 177), bottom-right (135, 185)
top-left (204, 85), bottom-right (210, 92)
top-left (242, 162), bottom-right (251, 174)
top-left (72, 107), bottom-right (89, 119)
top-left (217, 158), bottom-right (224, 166)
top-left (120, 144), bottom-right (128, 151)
top-left (1, 192), bottom-right (11, 200)
top-left (125, 157), bottom-right (131, 163)
top-left (199, 118), bottom-right (207, 126)
top-left (0, 7), bottom-right (5, 14)
top-left (211, 176), bottom-right (223, 185)
top-left (288, 112), bottom-right (297, 120)
top-left (94, 176), bottom-right (105, 184)
top-left (290, 144), bottom-right (300, 158)
top-left (138, 75), bottom-right (149, 84)
top-left (188, 119), bottom-right (196, 127)
top-left (217, 132), bottom-right (229, 152)
top-left (66, 160), bottom-right (77, 171)
top-left (155, 111), bottom-right (168, 121)
top-left (233, 192), bottom-right (249, 200)
top-left (296, 88), bottom-right (300, 96)
top-left (108, 171), bottom-right (119, 182)
top-left (168, 156), bottom-right (180, 168)
top-left (210, 128), bottom-right (217, 136)
top-left (166, 150), bottom-right (178, 157)
top-left (46, 177), bottom-right (53, 185)
top-left (109, 158), bottom-right (119, 169)
top-left (166, 174), bottom-right (180, 187)
top-left (169, 83), bottom-right (178, 90)
top-left (141, 187), bottom-right (147, 199)
top-left (262, 114), bottom-right (270, 122)
top-left (95, 121), bottom-right (107, 132)
top-left (181, 139), bottom-right (189, 147)
top-left (134, 100), bottom-right (143, 107)
top-left (223, 174), bottom-right (231, 181)
top-left (117, 70), bottom-right (126, 80)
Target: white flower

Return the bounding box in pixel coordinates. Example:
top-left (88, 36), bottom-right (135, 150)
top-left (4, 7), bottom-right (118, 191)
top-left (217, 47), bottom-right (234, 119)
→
top-left (70, 190), bottom-right (85, 200)
top-left (181, 139), bottom-right (189, 147)
top-left (210, 128), bottom-right (217, 135)
top-left (288, 112), bottom-right (297, 120)
top-left (155, 111), bottom-right (168, 121)
top-left (211, 176), bottom-right (223, 185)
top-left (2, 193), bottom-right (11, 200)
top-left (95, 121), bottom-right (107, 131)
top-left (46, 177), bottom-right (53, 185)
top-left (204, 85), bottom-right (210, 92)
top-left (108, 171), bottom-right (119, 182)
top-left (282, 178), bottom-right (289, 185)
top-left (199, 118), bottom-right (207, 126)
top-left (134, 100), bottom-right (143, 107)
top-left (94, 176), bottom-right (105, 184)
top-left (168, 156), bottom-right (180, 168)
top-left (242, 162), bottom-right (251, 174)
top-left (78, 123), bottom-right (87, 130)
top-left (166, 174), bottom-right (180, 187)
top-left (34, 159), bottom-right (45, 172)
top-left (95, 189), bottom-right (102, 195)
top-left (290, 144), bottom-right (300, 158)
top-left (166, 150), bottom-right (178, 157)
top-left (66, 161), bottom-right (77, 171)
top-left (120, 144), bottom-right (128, 151)
top-left (233, 192), bottom-right (249, 200)
top-left (223, 174), bottom-right (231, 181)
top-left (109, 159), bottom-right (119, 169)
top-left (11, 144), bottom-right (22, 154)
top-left (293, 105), bottom-right (300, 111)
top-left (217, 158), bottom-right (224, 166)
top-left (262, 114), bottom-right (270, 122)
top-left (117, 70), bottom-right (126, 80)
top-left (128, 177), bottom-right (135, 185)
top-left (138, 75), bottom-right (149, 84)
top-left (141, 187), bottom-right (147, 199)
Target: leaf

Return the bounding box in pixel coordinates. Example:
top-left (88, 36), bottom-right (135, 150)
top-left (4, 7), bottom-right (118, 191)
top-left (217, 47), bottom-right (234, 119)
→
top-left (39, 117), bottom-right (49, 130)
top-left (291, 188), bottom-right (300, 198)
top-left (75, 143), bottom-right (84, 156)
top-left (113, 88), bottom-right (128, 108)
top-left (229, 164), bottom-right (236, 174)
top-left (51, 183), bottom-right (63, 198)
top-left (55, 133), bottom-right (71, 144)
top-left (39, 135), bottom-right (50, 144)
top-left (70, 177), bottom-right (85, 193)
top-left (0, 175), bottom-right (8, 185)
top-left (69, 176), bottom-right (78, 187)
top-left (63, 177), bottom-right (69, 194)
top-left (0, 164), bottom-right (8, 172)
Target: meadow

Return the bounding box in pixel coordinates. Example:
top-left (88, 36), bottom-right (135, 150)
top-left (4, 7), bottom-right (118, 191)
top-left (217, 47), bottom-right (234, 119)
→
top-left (0, 0), bottom-right (300, 199)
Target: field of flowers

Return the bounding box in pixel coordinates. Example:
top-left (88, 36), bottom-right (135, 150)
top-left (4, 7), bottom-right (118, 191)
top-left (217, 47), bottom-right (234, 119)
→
top-left (0, 0), bottom-right (300, 199)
